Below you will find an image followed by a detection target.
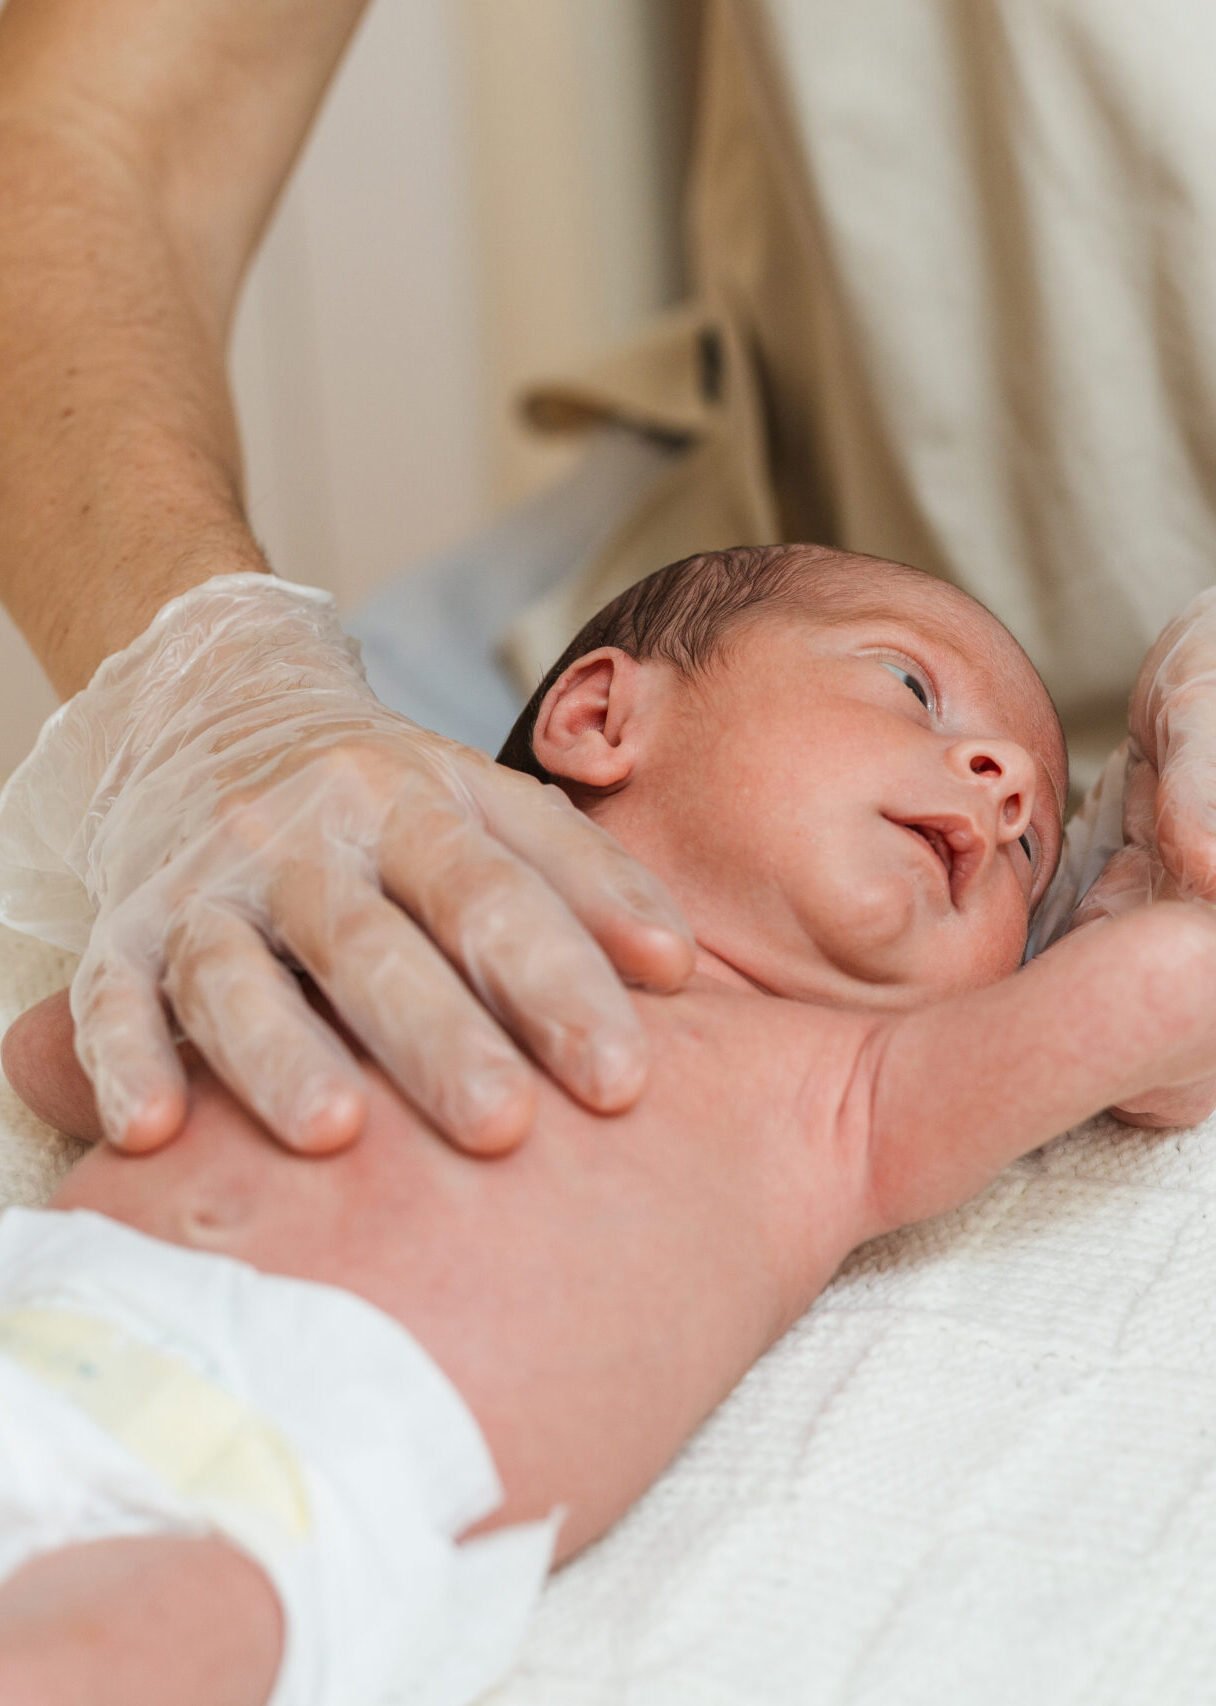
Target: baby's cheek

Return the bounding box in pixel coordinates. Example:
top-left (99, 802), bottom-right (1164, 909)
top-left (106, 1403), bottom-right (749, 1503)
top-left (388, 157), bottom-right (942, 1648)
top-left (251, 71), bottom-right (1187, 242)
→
top-left (967, 920), bottom-right (1029, 988)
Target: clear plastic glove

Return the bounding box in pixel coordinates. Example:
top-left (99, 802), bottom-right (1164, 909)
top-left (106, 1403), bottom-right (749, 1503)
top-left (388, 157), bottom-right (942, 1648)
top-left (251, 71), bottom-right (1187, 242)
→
top-left (1027, 587), bottom-right (1216, 1128)
top-left (1030, 589), bottom-right (1216, 943)
top-left (0, 574), bottom-right (694, 1155)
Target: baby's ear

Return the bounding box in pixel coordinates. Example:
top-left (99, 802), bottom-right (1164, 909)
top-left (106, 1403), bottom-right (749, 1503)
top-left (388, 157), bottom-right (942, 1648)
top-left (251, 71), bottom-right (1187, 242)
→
top-left (532, 647), bottom-right (646, 790)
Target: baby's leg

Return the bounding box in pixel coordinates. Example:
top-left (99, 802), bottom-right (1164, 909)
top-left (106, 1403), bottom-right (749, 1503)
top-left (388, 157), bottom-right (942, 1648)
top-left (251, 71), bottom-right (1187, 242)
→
top-left (0, 1531), bottom-right (282, 1706)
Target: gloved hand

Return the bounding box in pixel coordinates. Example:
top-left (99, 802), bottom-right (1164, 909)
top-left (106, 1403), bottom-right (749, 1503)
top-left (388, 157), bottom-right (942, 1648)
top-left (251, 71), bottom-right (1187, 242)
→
top-left (1066, 587), bottom-right (1216, 925)
top-left (1030, 587), bottom-right (1216, 1128)
top-left (0, 574), bottom-right (694, 1155)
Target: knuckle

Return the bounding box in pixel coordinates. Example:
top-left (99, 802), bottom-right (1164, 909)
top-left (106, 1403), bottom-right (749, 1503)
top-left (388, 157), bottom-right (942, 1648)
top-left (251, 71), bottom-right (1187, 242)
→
top-left (300, 737), bottom-right (403, 804)
top-left (70, 957), bottom-right (108, 1020)
top-left (163, 896), bottom-right (235, 972)
top-left (294, 897), bottom-right (384, 983)
top-left (162, 905), bottom-right (263, 1014)
top-left (439, 862), bottom-right (530, 953)
top-left (334, 896), bottom-right (391, 955)
top-left (210, 787), bottom-right (276, 858)
top-left (71, 955), bottom-right (136, 1029)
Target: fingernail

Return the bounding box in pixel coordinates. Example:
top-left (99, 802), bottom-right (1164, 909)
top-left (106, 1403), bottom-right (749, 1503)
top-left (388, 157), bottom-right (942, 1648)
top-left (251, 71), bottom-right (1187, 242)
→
top-left (461, 1060), bottom-right (536, 1152)
top-left (465, 1056), bottom-right (532, 1120)
top-left (633, 890), bottom-right (693, 941)
top-left (606, 867), bottom-right (684, 932)
top-left (100, 1082), bottom-right (182, 1152)
top-left (584, 1029), bottom-right (647, 1110)
top-left (295, 1081), bottom-right (366, 1150)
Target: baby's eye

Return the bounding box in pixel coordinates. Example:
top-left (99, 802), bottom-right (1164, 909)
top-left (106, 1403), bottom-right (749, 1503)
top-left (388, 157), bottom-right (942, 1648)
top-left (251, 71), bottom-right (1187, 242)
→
top-left (877, 659), bottom-right (933, 710)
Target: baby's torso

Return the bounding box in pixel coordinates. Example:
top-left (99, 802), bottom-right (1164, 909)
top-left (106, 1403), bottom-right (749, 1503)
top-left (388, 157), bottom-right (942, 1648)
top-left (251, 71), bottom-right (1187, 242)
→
top-left (51, 982), bottom-right (872, 1558)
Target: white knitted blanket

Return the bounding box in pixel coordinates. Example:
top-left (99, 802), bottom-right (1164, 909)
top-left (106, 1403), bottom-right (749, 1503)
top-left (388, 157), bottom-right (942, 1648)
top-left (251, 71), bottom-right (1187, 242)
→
top-left (3, 922), bottom-right (1213, 1706)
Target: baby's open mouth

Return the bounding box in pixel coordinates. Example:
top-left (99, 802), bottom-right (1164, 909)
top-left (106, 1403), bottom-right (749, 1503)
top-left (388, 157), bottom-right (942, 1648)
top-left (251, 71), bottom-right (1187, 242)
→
top-left (888, 814), bottom-right (984, 906)
top-left (906, 823), bottom-right (953, 882)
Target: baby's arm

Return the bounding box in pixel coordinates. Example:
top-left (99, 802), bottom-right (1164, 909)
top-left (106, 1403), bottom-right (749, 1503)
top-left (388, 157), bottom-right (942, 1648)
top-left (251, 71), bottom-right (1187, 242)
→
top-left (857, 902), bottom-right (1216, 1238)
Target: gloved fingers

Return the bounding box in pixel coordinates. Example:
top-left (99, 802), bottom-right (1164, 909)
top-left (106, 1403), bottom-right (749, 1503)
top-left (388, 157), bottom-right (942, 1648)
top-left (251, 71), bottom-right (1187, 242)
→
top-left (162, 900), bottom-right (368, 1154)
top-left (1120, 748), bottom-right (1158, 850)
top-left (268, 859), bottom-right (539, 1154)
top-left (375, 797), bottom-right (649, 1114)
top-left (1070, 843), bottom-right (1160, 929)
top-left (461, 763), bottom-right (695, 992)
top-left (1154, 696), bottom-right (1216, 899)
top-left (1128, 593), bottom-right (1216, 767)
top-left (70, 952), bottom-right (189, 1153)
top-left (1127, 588), bottom-right (1216, 899)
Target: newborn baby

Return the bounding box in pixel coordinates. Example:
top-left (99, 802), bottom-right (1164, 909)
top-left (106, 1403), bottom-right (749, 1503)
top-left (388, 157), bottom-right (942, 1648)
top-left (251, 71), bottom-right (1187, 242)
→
top-left (4, 544), bottom-right (1215, 1706)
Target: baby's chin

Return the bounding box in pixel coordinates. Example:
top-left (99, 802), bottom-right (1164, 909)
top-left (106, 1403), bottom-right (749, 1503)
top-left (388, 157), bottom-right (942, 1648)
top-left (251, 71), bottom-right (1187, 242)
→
top-left (825, 929), bottom-right (1030, 1009)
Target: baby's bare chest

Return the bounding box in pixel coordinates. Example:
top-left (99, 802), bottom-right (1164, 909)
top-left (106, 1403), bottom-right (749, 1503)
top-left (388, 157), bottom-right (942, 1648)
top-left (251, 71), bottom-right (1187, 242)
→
top-left (55, 986), bottom-right (873, 1549)
top-left (60, 987), bottom-right (871, 1324)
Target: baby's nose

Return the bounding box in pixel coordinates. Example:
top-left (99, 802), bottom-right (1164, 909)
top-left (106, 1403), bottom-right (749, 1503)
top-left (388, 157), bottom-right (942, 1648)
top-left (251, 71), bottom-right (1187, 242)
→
top-left (950, 737), bottom-right (1036, 842)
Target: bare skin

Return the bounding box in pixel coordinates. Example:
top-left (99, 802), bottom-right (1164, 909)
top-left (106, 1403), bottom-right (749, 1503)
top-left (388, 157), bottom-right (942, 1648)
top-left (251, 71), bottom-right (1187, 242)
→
top-left (0, 0), bottom-right (695, 1167)
top-left (5, 563), bottom-right (1216, 1706)
top-left (0, 0), bottom-right (370, 694)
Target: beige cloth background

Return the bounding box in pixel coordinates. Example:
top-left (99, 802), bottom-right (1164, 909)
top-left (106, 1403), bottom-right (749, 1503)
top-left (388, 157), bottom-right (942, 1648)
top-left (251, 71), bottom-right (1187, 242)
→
top-left (513, 0), bottom-right (1216, 800)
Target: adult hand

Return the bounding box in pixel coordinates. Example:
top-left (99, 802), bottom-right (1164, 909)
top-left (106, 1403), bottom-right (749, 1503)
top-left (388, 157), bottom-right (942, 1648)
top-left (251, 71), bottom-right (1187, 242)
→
top-left (1065, 588), bottom-right (1216, 1128)
top-left (0, 574), bottom-right (694, 1157)
top-left (1071, 588), bottom-right (1216, 925)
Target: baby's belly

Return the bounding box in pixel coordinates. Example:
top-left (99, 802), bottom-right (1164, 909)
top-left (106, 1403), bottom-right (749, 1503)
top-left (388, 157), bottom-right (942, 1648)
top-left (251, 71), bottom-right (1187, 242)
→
top-left (50, 1006), bottom-right (854, 1558)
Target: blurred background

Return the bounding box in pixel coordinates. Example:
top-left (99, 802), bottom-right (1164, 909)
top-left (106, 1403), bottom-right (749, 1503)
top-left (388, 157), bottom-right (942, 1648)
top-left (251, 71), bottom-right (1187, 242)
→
top-left (0, 0), bottom-right (702, 772)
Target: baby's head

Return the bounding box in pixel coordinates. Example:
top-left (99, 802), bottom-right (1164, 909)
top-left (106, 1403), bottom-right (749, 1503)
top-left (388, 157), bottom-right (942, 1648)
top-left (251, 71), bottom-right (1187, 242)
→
top-left (499, 544), bottom-right (1068, 1007)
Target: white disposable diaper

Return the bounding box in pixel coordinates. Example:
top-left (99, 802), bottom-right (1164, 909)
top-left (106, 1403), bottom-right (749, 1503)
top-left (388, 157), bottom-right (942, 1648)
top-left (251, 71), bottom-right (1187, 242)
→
top-left (0, 1207), bottom-right (558, 1706)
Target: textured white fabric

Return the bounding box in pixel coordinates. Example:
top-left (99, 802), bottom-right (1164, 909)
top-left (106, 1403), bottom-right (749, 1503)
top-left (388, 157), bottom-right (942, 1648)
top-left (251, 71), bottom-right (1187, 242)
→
top-left (4, 919), bottom-right (1216, 1704)
top-left (489, 1111), bottom-right (1216, 1705)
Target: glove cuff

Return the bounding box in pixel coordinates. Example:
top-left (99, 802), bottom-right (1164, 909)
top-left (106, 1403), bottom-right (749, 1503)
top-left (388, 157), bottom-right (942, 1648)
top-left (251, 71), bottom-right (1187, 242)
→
top-left (0, 573), bottom-right (367, 952)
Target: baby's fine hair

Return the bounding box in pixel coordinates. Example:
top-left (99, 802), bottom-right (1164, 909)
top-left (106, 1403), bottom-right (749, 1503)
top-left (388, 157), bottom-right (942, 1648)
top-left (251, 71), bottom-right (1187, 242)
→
top-left (496, 541), bottom-right (930, 781)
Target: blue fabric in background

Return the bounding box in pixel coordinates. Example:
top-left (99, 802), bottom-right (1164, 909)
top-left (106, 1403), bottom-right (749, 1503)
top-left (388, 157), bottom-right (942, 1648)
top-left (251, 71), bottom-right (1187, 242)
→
top-left (345, 430), bottom-right (674, 754)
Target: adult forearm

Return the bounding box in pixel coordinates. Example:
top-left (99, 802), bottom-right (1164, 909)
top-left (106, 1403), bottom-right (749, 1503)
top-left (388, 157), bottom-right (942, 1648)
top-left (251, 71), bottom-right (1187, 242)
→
top-left (0, 114), bottom-right (265, 697)
top-left (0, 0), bottom-right (371, 698)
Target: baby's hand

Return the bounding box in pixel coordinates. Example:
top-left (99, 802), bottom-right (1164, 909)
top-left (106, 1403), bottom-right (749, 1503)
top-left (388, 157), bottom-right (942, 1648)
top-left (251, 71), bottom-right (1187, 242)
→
top-left (2, 989), bottom-right (104, 1142)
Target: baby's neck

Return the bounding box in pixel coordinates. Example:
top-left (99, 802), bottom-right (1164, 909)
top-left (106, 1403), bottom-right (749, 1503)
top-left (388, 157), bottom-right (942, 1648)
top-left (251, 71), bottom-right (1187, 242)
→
top-left (689, 938), bottom-right (913, 1013)
top-left (691, 943), bottom-right (773, 993)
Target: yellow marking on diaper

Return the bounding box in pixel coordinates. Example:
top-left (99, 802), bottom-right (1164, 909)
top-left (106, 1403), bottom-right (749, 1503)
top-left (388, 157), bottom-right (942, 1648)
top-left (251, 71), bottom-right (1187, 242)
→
top-left (0, 1308), bottom-right (311, 1539)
